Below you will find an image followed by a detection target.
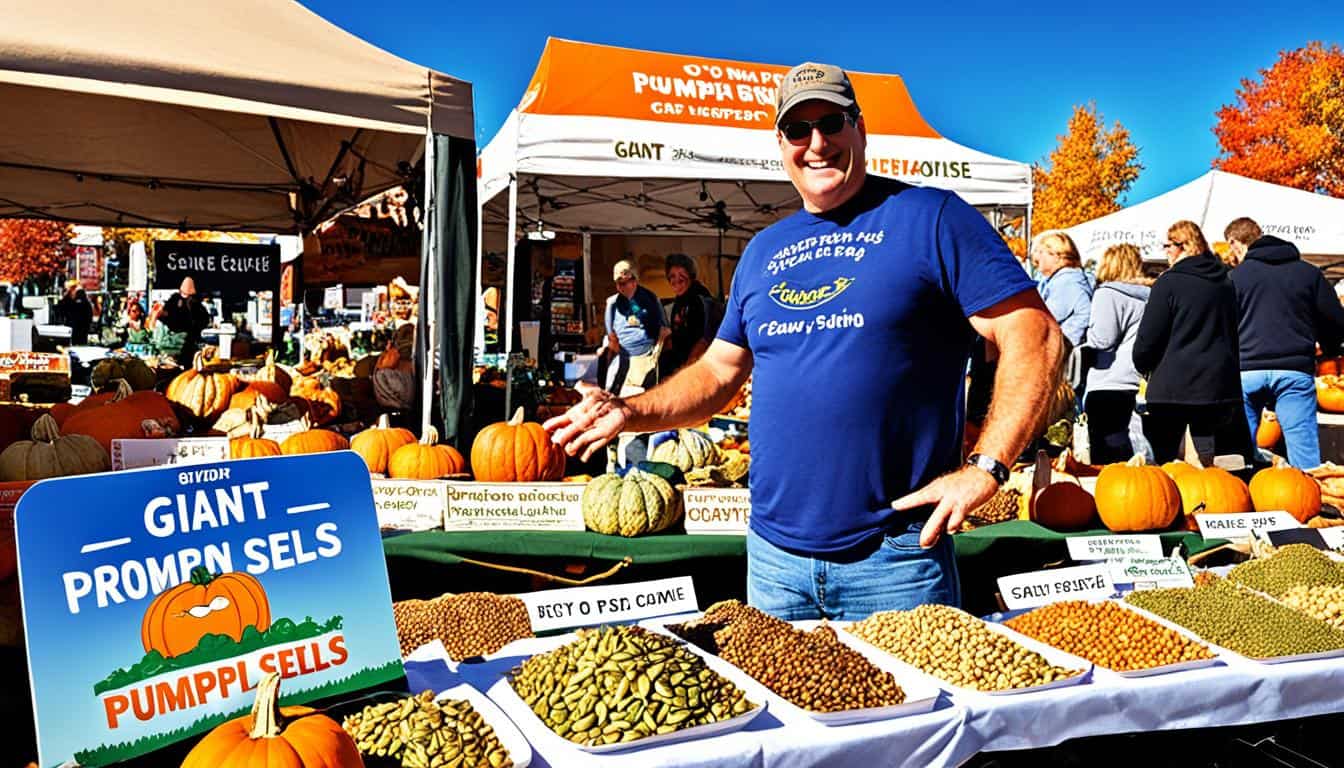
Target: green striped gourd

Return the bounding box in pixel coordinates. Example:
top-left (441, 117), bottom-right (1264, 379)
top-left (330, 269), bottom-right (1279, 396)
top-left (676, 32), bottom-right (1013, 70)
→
top-left (648, 429), bottom-right (720, 472)
top-left (582, 469), bottom-right (681, 537)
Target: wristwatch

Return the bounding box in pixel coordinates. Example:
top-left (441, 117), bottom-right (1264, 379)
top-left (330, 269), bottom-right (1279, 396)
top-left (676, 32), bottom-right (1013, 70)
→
top-left (966, 453), bottom-right (1010, 486)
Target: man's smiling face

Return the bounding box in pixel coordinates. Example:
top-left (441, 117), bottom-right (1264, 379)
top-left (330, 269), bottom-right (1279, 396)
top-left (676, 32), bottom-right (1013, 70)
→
top-left (777, 100), bottom-right (867, 213)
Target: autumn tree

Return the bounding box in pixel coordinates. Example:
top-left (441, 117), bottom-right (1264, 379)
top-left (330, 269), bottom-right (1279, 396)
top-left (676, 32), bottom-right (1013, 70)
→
top-left (0, 219), bottom-right (74, 290)
top-left (1213, 42), bottom-right (1344, 196)
top-left (1032, 103), bottom-right (1143, 236)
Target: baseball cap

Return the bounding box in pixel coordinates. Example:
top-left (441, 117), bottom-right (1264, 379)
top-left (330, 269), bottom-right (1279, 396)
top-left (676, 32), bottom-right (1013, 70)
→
top-left (612, 260), bottom-right (637, 282)
top-left (774, 62), bottom-right (858, 126)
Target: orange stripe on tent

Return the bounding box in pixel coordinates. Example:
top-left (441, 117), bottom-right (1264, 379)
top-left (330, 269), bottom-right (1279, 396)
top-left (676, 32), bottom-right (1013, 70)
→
top-left (518, 38), bottom-right (941, 139)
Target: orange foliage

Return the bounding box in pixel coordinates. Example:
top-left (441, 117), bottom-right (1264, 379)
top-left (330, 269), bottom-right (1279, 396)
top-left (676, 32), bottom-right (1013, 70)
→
top-left (1213, 42), bottom-right (1344, 197)
top-left (1031, 103), bottom-right (1142, 236)
top-left (0, 219), bottom-right (73, 284)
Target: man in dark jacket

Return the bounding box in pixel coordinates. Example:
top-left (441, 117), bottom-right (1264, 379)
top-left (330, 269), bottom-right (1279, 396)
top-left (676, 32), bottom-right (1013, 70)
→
top-left (158, 277), bottom-right (212, 365)
top-left (1227, 217), bottom-right (1344, 468)
top-left (1133, 220), bottom-right (1251, 465)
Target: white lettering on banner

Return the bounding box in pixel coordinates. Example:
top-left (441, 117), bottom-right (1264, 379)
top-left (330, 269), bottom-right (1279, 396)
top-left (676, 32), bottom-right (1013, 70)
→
top-left (998, 564), bottom-right (1115, 610)
top-left (1108, 557), bottom-right (1195, 590)
top-left (682, 488), bottom-right (750, 534)
top-left (1066, 535), bottom-right (1163, 562)
top-left (519, 577), bottom-right (699, 632)
top-left (163, 253), bottom-right (270, 273)
top-left (1195, 511), bottom-right (1300, 541)
top-left (371, 479), bottom-right (447, 532)
top-left (111, 438), bottom-right (231, 471)
top-left (444, 482), bottom-right (585, 531)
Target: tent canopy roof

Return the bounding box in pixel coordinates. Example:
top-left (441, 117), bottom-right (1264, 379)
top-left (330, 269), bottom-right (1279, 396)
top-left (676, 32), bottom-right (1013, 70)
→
top-left (0, 0), bottom-right (473, 233)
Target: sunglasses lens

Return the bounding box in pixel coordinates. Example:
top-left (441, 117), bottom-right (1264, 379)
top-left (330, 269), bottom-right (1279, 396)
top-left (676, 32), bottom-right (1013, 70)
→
top-left (817, 113), bottom-right (848, 135)
top-left (782, 122), bottom-right (812, 141)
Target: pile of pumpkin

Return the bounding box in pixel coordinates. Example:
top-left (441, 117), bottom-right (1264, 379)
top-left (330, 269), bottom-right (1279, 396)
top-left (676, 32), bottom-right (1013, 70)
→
top-left (997, 450), bottom-right (1323, 533)
top-left (1315, 356), bottom-right (1344, 414)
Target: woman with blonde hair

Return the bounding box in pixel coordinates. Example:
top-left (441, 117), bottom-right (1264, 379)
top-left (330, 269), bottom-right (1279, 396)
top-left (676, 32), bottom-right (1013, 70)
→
top-left (1133, 220), bottom-right (1251, 464)
top-left (1084, 244), bottom-right (1151, 462)
top-left (1030, 231), bottom-right (1093, 349)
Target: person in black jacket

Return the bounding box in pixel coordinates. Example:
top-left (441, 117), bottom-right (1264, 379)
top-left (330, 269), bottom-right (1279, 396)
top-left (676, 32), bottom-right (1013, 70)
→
top-left (55, 281), bottom-right (93, 346)
top-left (1227, 217), bottom-right (1344, 468)
top-left (158, 277), bottom-right (212, 365)
top-left (1133, 220), bottom-right (1252, 465)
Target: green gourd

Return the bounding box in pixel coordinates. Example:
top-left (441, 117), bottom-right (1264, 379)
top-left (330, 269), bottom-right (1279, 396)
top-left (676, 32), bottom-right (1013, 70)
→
top-left (582, 470), bottom-right (681, 537)
top-left (648, 429), bottom-right (720, 472)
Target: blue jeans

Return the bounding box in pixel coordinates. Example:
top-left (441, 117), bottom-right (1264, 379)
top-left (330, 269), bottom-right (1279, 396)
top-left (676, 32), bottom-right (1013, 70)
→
top-left (746, 523), bottom-right (961, 622)
top-left (1242, 370), bottom-right (1319, 468)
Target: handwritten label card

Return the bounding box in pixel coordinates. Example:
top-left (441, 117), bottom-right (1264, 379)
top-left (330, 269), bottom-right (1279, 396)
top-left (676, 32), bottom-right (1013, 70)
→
top-left (1066, 535), bottom-right (1163, 562)
top-left (371, 479), bottom-right (446, 532)
top-left (444, 482), bottom-right (585, 531)
top-left (111, 437), bottom-right (230, 470)
top-left (682, 488), bottom-right (750, 535)
top-left (998, 564), bottom-right (1116, 610)
top-left (1195, 511), bottom-right (1300, 541)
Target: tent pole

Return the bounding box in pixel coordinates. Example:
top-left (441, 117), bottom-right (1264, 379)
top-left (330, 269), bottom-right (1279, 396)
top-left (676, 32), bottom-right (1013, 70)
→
top-left (474, 181), bottom-right (486, 358)
top-left (420, 130), bottom-right (437, 436)
top-left (504, 175), bottom-right (519, 417)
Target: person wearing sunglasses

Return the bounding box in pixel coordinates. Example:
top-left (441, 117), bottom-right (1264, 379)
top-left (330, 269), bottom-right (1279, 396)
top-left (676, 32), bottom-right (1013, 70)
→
top-left (1133, 220), bottom-right (1253, 465)
top-left (546, 62), bottom-right (1062, 620)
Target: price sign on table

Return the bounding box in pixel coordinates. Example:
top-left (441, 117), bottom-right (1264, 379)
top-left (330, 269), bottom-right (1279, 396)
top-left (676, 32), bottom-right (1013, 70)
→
top-left (1195, 511), bottom-right (1300, 541)
top-left (682, 488), bottom-right (750, 535)
top-left (1066, 535), bottom-right (1163, 562)
top-left (998, 564), bottom-right (1116, 610)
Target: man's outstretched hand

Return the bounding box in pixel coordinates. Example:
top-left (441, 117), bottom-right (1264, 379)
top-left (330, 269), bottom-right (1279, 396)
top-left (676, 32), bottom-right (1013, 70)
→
top-left (890, 465), bottom-right (999, 548)
top-left (542, 381), bottom-right (629, 461)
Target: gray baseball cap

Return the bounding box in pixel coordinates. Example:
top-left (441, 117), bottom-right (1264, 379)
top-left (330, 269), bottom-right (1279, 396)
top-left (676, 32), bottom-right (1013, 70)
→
top-left (774, 62), bottom-right (858, 126)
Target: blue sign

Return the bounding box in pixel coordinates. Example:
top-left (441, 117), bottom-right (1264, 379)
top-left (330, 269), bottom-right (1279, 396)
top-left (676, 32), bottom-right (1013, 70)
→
top-left (17, 452), bottom-right (404, 766)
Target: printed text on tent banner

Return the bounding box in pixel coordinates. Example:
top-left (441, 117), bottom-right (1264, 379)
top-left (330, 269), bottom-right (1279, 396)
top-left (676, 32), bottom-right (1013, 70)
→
top-left (16, 453), bottom-right (402, 766)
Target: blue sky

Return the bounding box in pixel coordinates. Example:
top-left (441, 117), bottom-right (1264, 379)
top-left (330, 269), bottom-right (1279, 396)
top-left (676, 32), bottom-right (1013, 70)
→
top-left (300, 0), bottom-right (1342, 205)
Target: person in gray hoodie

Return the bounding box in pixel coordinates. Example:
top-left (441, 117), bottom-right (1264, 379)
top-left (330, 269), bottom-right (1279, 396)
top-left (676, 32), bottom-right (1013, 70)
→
top-left (1084, 244), bottom-right (1152, 463)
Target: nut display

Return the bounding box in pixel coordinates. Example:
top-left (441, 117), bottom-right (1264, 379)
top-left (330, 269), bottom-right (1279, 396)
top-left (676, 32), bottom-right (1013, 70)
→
top-left (960, 487), bottom-right (1023, 531)
top-left (393, 592), bottom-right (534, 659)
top-left (847, 604), bottom-right (1083, 691)
top-left (1226, 543), bottom-right (1344, 597)
top-left (667, 600), bottom-right (906, 712)
top-left (509, 624), bottom-right (755, 746)
top-left (342, 690), bottom-right (512, 768)
top-left (1125, 579), bottom-right (1344, 658)
top-left (1276, 584), bottom-right (1344, 629)
top-left (1004, 600), bottom-right (1214, 671)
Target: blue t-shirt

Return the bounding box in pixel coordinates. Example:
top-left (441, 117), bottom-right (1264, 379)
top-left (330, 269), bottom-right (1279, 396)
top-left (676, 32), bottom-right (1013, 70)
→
top-left (605, 285), bottom-right (664, 355)
top-left (718, 176), bottom-right (1037, 554)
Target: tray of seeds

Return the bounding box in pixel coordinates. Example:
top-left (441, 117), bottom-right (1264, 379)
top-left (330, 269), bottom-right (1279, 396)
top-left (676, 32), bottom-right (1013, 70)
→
top-left (1001, 599), bottom-right (1219, 678)
top-left (393, 592), bottom-right (535, 661)
top-left (661, 600), bottom-right (938, 725)
top-left (1226, 543), bottom-right (1344, 598)
top-left (1124, 577), bottom-right (1344, 664)
top-left (498, 624), bottom-right (762, 753)
top-left (340, 687), bottom-right (527, 768)
top-left (845, 604), bottom-right (1089, 695)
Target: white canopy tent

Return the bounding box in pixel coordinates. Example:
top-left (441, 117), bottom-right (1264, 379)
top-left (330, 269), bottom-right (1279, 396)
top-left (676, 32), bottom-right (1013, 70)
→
top-left (1066, 170), bottom-right (1344, 267)
top-left (478, 38), bottom-right (1033, 356)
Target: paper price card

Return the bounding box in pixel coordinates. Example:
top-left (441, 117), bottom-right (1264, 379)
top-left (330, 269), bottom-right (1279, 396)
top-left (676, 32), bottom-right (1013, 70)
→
top-left (1107, 557), bottom-right (1195, 589)
top-left (682, 487), bottom-right (750, 534)
top-left (16, 453), bottom-right (403, 766)
top-left (518, 577), bottom-right (699, 632)
top-left (371, 479), bottom-right (447, 531)
top-left (998, 564), bottom-right (1116, 610)
top-left (111, 437), bottom-right (230, 471)
top-left (444, 482), bottom-right (585, 531)
top-left (1195, 511), bottom-right (1300, 541)
top-left (1065, 535), bottom-right (1163, 562)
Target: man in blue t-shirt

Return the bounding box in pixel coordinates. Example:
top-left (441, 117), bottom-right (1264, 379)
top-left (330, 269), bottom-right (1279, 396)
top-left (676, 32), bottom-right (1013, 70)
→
top-left (546, 62), bottom-right (1063, 620)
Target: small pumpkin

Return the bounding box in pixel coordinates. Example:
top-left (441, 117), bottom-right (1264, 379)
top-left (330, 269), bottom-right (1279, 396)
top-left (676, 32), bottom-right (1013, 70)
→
top-left (167, 352), bottom-right (240, 422)
top-left (1317, 356), bottom-right (1344, 377)
top-left (230, 380), bottom-right (288, 411)
top-left (280, 418), bottom-right (350, 455)
top-left (1256, 410), bottom-right (1283, 450)
top-left (471, 407), bottom-right (566, 482)
top-left (1094, 454), bottom-right (1182, 532)
top-left (1031, 472), bottom-right (1097, 531)
top-left (292, 377), bottom-right (342, 426)
top-left (0, 414), bottom-right (110, 481)
top-left (90, 354), bottom-right (156, 391)
top-left (243, 349), bottom-right (293, 394)
top-left (181, 671), bottom-right (362, 768)
top-left (351, 414), bottom-right (416, 473)
top-left (1161, 460), bottom-right (1198, 482)
top-left (230, 411), bottom-right (282, 460)
top-left (1317, 376), bottom-right (1344, 413)
top-left (388, 426), bottom-right (466, 479)
top-left (142, 566), bottom-right (271, 657)
top-left (582, 470), bottom-right (681, 537)
top-left (1173, 465), bottom-right (1252, 531)
top-left (63, 379), bottom-right (180, 452)
top-left (648, 429), bottom-right (720, 472)
top-left (372, 368), bottom-right (415, 410)
top-left (1250, 457), bottom-right (1321, 523)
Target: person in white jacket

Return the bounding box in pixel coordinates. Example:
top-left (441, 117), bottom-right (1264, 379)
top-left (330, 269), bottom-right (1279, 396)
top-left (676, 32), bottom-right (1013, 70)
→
top-left (1084, 244), bottom-right (1152, 463)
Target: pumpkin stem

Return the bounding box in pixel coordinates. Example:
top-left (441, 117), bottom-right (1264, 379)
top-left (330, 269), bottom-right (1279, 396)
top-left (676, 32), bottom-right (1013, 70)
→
top-left (508, 407), bottom-right (525, 426)
top-left (30, 414), bottom-right (61, 443)
top-left (1271, 456), bottom-right (1288, 470)
top-left (421, 425), bottom-right (439, 445)
top-left (376, 413), bottom-right (392, 429)
top-left (1126, 454), bottom-right (1147, 467)
top-left (189, 566), bottom-right (215, 587)
top-left (192, 351), bottom-right (207, 372)
top-left (245, 409), bottom-right (266, 440)
top-left (248, 672), bottom-right (285, 739)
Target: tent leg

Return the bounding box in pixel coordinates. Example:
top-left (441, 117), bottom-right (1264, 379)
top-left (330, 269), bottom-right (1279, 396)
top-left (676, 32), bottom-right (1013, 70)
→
top-left (504, 175), bottom-right (518, 418)
top-left (421, 130), bottom-right (437, 436)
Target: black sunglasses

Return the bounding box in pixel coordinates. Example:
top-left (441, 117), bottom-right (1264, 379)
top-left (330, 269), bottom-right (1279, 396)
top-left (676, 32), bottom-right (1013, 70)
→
top-left (779, 111), bottom-right (855, 142)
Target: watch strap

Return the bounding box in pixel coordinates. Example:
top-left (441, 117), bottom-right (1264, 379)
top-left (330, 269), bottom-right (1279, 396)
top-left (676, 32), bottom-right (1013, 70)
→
top-left (967, 453), bottom-right (1010, 485)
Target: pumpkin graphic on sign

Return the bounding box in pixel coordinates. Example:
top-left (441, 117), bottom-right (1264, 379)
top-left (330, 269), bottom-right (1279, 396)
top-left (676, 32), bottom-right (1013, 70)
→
top-left (140, 567), bottom-right (271, 658)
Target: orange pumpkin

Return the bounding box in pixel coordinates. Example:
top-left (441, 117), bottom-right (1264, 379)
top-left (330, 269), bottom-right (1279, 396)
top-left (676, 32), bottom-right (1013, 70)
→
top-left (63, 379), bottom-right (180, 452)
top-left (181, 672), bottom-right (361, 768)
top-left (1095, 454), bottom-right (1182, 532)
top-left (230, 411), bottom-right (282, 460)
top-left (1173, 466), bottom-right (1253, 531)
top-left (1256, 410), bottom-right (1283, 450)
top-left (280, 418), bottom-right (350, 455)
top-left (1317, 356), bottom-right (1344, 376)
top-left (388, 426), bottom-right (466, 479)
top-left (1250, 458), bottom-right (1322, 523)
top-left (471, 407), bottom-right (565, 482)
top-left (291, 378), bottom-right (342, 426)
top-left (1318, 376), bottom-right (1344, 413)
top-left (1162, 460), bottom-right (1198, 482)
top-left (246, 349), bottom-right (293, 394)
top-left (230, 381), bottom-right (288, 411)
top-left (141, 566), bottom-right (270, 658)
top-left (167, 353), bottom-right (240, 422)
top-left (1031, 472), bottom-right (1097, 531)
top-left (350, 414), bottom-right (415, 474)
top-left (50, 381), bottom-right (129, 426)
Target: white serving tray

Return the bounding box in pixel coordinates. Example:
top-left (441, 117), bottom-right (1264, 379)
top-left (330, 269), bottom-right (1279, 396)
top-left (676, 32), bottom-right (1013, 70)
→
top-left (1119, 596), bottom-right (1344, 665)
top-left (840, 611), bottom-right (1093, 697)
top-left (434, 683), bottom-right (533, 768)
top-left (486, 630), bottom-right (767, 754)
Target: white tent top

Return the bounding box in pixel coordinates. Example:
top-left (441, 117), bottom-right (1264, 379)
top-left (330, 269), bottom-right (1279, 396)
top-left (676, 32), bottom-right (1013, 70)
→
top-left (1066, 170), bottom-right (1344, 265)
top-left (0, 0), bottom-right (472, 232)
top-left (479, 38), bottom-right (1030, 237)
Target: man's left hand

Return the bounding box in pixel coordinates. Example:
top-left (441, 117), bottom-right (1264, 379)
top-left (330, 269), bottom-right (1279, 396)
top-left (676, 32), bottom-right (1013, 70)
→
top-left (891, 465), bottom-right (1000, 548)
